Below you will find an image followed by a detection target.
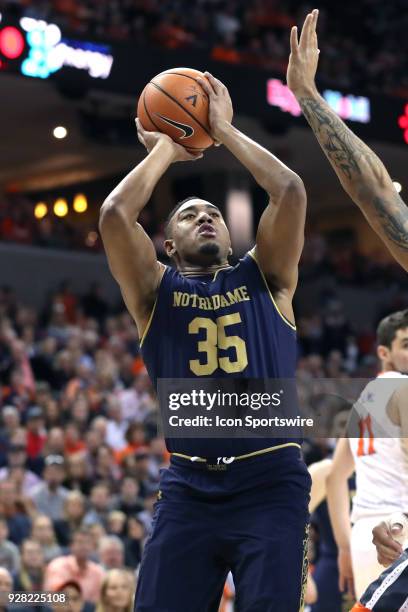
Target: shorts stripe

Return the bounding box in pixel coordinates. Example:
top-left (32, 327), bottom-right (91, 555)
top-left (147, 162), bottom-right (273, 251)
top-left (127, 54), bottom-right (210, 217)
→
top-left (363, 557), bottom-right (408, 609)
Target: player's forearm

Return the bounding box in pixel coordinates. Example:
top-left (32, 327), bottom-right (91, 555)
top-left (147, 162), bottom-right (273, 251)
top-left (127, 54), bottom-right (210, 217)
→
top-left (326, 473), bottom-right (352, 549)
top-left (101, 140), bottom-right (174, 224)
top-left (216, 121), bottom-right (303, 199)
top-left (295, 88), bottom-right (408, 263)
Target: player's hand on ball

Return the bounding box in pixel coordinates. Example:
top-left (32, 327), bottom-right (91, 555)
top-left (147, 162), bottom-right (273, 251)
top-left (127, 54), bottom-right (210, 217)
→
top-left (337, 547), bottom-right (355, 600)
top-left (135, 119), bottom-right (203, 162)
top-left (196, 72), bottom-right (233, 144)
top-left (287, 9), bottom-right (320, 97)
top-left (372, 519), bottom-right (404, 566)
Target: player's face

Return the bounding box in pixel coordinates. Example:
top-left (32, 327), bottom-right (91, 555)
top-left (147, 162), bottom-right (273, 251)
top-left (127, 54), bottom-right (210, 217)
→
top-left (165, 199), bottom-right (231, 265)
top-left (382, 328), bottom-right (408, 374)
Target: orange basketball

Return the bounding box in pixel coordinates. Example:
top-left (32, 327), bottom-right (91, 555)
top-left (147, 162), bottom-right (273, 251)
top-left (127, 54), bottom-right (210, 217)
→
top-left (137, 67), bottom-right (213, 152)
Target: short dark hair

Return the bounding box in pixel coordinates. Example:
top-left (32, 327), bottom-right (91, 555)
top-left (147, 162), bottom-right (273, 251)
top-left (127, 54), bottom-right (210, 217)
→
top-left (377, 309), bottom-right (408, 347)
top-left (164, 196), bottom-right (201, 238)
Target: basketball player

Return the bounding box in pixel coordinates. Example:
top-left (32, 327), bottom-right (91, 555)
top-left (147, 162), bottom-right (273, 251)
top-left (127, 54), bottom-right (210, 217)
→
top-left (287, 9), bottom-right (408, 270)
top-left (326, 310), bottom-right (408, 601)
top-left (100, 72), bottom-right (311, 611)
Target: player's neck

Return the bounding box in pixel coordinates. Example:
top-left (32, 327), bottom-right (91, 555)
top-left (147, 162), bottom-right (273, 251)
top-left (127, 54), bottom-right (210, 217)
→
top-left (178, 262), bottom-right (231, 277)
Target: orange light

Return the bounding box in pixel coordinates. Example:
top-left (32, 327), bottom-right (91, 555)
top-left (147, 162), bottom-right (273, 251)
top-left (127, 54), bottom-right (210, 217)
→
top-left (73, 193), bottom-right (88, 213)
top-left (34, 202), bottom-right (48, 219)
top-left (54, 198), bottom-right (68, 217)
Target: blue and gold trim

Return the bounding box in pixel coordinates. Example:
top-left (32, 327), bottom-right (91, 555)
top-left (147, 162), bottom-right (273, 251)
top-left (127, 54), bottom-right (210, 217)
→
top-left (172, 442), bottom-right (301, 464)
top-left (248, 247), bottom-right (296, 331)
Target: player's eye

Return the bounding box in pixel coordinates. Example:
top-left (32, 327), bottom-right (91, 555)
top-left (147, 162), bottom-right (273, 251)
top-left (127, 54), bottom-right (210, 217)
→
top-left (183, 213), bottom-right (195, 220)
top-left (210, 212), bottom-right (220, 218)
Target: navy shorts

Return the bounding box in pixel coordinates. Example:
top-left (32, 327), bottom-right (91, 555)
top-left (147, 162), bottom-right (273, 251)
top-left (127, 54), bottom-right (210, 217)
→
top-left (358, 548), bottom-right (408, 611)
top-left (135, 446), bottom-right (311, 612)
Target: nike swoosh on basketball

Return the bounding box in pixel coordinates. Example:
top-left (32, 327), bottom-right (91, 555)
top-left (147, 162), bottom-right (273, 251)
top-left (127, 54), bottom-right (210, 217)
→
top-left (156, 114), bottom-right (194, 139)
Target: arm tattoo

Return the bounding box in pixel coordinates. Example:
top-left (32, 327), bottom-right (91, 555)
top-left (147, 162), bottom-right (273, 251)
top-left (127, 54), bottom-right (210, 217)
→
top-left (372, 194), bottom-right (408, 251)
top-left (299, 96), bottom-right (408, 252)
top-left (298, 96), bottom-right (375, 181)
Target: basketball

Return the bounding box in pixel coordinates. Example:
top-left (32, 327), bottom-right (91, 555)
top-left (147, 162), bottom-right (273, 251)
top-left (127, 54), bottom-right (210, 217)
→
top-left (137, 67), bottom-right (214, 152)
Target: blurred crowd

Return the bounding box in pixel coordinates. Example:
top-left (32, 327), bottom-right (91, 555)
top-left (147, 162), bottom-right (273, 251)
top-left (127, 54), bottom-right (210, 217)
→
top-left (0, 281), bottom-right (164, 608)
top-left (3, 0), bottom-right (408, 96)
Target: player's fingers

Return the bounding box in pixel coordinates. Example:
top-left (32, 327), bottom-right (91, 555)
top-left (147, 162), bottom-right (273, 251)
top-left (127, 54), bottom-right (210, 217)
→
top-left (299, 12), bottom-right (312, 49)
top-left (312, 8), bottom-right (319, 32)
top-left (338, 573), bottom-right (345, 593)
top-left (135, 118), bottom-right (145, 134)
top-left (196, 76), bottom-right (214, 98)
top-left (290, 26), bottom-right (299, 54)
top-left (203, 71), bottom-right (219, 95)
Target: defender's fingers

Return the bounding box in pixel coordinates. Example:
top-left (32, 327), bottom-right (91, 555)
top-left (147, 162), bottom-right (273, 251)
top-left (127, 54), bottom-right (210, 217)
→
top-left (299, 12), bottom-right (312, 49)
top-left (290, 26), bottom-right (299, 53)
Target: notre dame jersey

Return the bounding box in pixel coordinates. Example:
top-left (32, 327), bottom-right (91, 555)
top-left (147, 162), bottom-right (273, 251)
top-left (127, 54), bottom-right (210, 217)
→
top-left (140, 248), bottom-right (300, 456)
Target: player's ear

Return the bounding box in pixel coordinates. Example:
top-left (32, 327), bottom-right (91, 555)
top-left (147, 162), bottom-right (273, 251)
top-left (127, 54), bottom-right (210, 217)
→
top-left (228, 247), bottom-right (233, 257)
top-left (164, 239), bottom-right (176, 257)
top-left (377, 344), bottom-right (389, 363)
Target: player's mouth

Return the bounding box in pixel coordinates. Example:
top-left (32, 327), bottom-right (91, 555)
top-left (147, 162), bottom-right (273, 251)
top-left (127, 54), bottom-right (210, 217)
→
top-left (198, 223), bottom-right (217, 238)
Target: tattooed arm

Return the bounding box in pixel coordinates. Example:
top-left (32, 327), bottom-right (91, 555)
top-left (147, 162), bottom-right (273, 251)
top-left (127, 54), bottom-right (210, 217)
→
top-left (287, 10), bottom-right (408, 270)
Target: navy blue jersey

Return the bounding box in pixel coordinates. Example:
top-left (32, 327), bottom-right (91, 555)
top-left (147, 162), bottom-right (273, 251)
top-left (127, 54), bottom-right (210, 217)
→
top-left (140, 248), bottom-right (300, 456)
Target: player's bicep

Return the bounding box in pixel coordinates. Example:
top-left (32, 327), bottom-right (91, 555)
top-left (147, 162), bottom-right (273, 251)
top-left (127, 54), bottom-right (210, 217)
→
top-left (255, 179), bottom-right (306, 293)
top-left (99, 206), bottom-right (162, 320)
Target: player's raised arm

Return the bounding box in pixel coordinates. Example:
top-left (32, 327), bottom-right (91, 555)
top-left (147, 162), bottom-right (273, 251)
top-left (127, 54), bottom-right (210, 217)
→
top-left (326, 438), bottom-right (356, 598)
top-left (197, 72), bottom-right (306, 321)
top-left (287, 10), bottom-right (408, 271)
top-left (99, 121), bottom-right (202, 336)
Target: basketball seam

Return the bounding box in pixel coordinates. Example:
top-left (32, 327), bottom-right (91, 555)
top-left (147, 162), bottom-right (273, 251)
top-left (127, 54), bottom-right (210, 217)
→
top-left (160, 72), bottom-right (210, 102)
top-left (143, 94), bottom-right (204, 151)
top-left (149, 80), bottom-right (212, 137)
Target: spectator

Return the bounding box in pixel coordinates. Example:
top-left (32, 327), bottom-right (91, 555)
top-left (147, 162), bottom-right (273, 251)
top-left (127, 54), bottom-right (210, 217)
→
top-left (124, 517), bottom-right (145, 569)
top-left (0, 406), bottom-right (20, 443)
top-left (95, 569), bottom-right (135, 612)
top-left (0, 516), bottom-right (20, 573)
top-left (0, 480), bottom-right (31, 545)
top-left (43, 527), bottom-right (105, 604)
top-left (97, 535), bottom-right (125, 571)
top-left (31, 455), bottom-right (68, 521)
top-left (0, 442), bottom-right (41, 495)
top-left (30, 515), bottom-right (62, 563)
top-left (43, 428), bottom-right (65, 456)
top-left (0, 567), bottom-right (13, 611)
top-left (83, 483), bottom-right (112, 527)
top-left (106, 511), bottom-right (126, 538)
top-left (64, 453), bottom-right (92, 495)
top-left (105, 399), bottom-right (127, 451)
top-left (113, 479), bottom-right (143, 516)
top-left (53, 491), bottom-right (86, 548)
top-left (51, 580), bottom-right (94, 612)
top-left (25, 406), bottom-right (47, 460)
top-left (13, 539), bottom-right (45, 592)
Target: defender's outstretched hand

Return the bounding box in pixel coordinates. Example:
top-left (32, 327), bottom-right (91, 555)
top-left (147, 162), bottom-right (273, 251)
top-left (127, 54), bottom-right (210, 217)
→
top-left (135, 118), bottom-right (203, 162)
top-left (287, 9), bottom-right (320, 97)
top-left (196, 72), bottom-right (233, 144)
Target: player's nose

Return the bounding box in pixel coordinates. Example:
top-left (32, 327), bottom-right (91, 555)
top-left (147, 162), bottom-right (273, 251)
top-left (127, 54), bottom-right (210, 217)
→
top-left (197, 213), bottom-right (213, 224)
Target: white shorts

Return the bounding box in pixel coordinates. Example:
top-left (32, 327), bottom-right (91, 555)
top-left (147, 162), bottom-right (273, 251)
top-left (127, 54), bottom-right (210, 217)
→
top-left (351, 515), bottom-right (392, 600)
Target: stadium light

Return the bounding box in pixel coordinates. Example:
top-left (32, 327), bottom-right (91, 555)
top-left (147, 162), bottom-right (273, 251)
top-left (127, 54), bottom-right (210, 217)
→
top-left (73, 193), bottom-right (88, 213)
top-left (54, 198), bottom-right (68, 217)
top-left (34, 202), bottom-right (47, 219)
top-left (85, 231), bottom-right (98, 247)
top-left (53, 126), bottom-right (67, 139)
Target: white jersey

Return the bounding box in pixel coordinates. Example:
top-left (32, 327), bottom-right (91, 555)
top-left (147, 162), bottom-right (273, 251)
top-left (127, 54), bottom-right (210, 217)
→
top-left (350, 371), bottom-right (408, 522)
